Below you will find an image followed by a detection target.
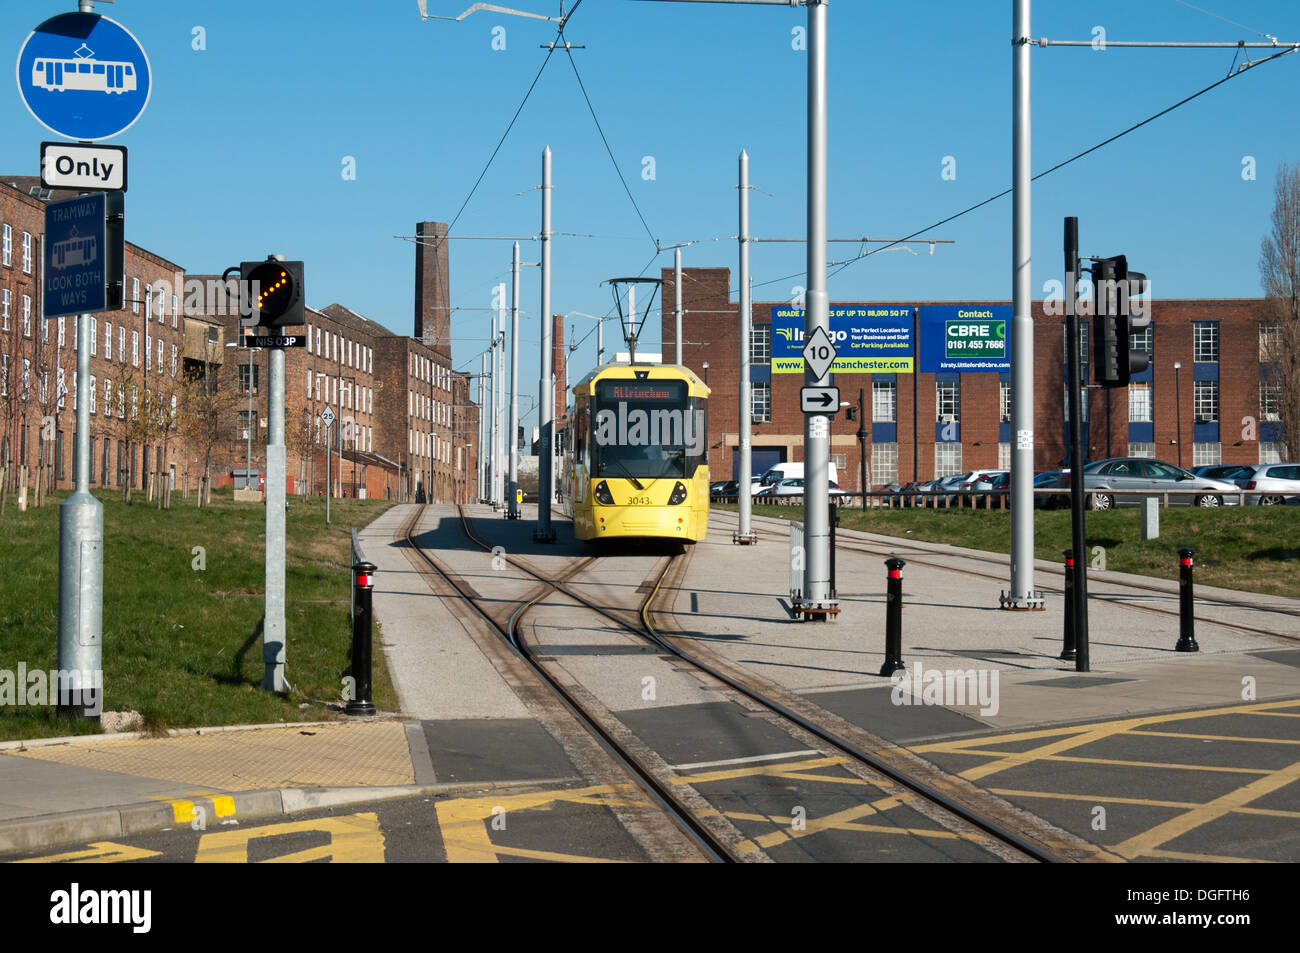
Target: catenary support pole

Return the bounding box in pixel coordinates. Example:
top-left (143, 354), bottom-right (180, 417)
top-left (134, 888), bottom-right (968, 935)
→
top-left (57, 310), bottom-right (103, 722)
top-left (490, 307), bottom-right (499, 507)
top-left (801, 1), bottom-right (835, 617)
top-left (1005, 0), bottom-right (1042, 610)
top-left (736, 150), bottom-right (755, 544)
top-left (535, 147), bottom-right (556, 541)
top-left (508, 242), bottom-right (522, 518)
top-left (264, 343), bottom-right (288, 692)
top-left (674, 248), bottom-right (683, 367)
top-left (479, 352), bottom-right (488, 502)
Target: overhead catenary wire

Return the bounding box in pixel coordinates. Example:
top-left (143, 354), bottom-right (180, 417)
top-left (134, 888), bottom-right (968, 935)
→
top-left (742, 43), bottom-right (1298, 296)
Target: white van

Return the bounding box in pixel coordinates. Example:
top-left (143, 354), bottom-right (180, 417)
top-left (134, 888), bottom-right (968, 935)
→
top-left (756, 461), bottom-right (839, 491)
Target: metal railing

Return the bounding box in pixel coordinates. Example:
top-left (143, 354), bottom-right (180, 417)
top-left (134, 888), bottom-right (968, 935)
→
top-left (713, 488), bottom-right (1288, 510)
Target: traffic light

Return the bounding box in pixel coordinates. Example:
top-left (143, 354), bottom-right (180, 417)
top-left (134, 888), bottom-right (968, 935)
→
top-left (240, 258), bottom-right (304, 328)
top-left (846, 406), bottom-right (858, 421)
top-left (1091, 255), bottom-right (1149, 387)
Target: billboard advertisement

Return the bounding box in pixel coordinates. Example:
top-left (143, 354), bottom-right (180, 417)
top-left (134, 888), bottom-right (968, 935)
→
top-left (770, 306), bottom-right (913, 374)
top-left (919, 305), bottom-right (1012, 373)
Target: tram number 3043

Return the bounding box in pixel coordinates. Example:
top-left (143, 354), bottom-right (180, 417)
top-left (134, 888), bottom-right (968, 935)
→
top-left (627, 495), bottom-right (653, 506)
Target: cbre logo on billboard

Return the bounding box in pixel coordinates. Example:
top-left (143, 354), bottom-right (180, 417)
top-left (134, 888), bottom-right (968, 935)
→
top-left (944, 316), bottom-right (1007, 359)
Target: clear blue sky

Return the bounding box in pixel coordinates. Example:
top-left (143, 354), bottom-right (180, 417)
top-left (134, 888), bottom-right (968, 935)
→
top-left (6, 1), bottom-right (1300, 422)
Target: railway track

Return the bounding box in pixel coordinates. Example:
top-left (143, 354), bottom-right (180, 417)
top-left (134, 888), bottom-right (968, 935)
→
top-left (433, 505), bottom-right (1102, 863)
top-left (713, 509), bottom-right (1299, 644)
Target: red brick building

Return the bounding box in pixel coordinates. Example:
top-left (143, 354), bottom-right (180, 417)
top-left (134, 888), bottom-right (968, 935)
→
top-left (661, 266), bottom-right (1288, 490)
top-left (1, 177), bottom-right (210, 497)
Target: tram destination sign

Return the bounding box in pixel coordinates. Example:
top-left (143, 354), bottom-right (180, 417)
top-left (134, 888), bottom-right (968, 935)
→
top-left (41, 142), bottom-right (127, 191)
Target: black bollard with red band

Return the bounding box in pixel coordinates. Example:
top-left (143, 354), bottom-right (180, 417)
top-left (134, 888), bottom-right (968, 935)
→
top-left (347, 560), bottom-right (378, 715)
top-left (880, 557), bottom-right (906, 677)
top-left (1175, 548), bottom-right (1199, 653)
top-left (1059, 549), bottom-right (1076, 661)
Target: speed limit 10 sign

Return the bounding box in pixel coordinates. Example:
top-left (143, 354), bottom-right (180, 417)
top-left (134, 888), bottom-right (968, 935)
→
top-left (801, 326), bottom-right (838, 379)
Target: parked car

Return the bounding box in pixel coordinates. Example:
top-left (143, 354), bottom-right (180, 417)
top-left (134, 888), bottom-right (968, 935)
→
top-left (1236, 463), bottom-right (1300, 505)
top-left (974, 471), bottom-right (1010, 508)
top-left (755, 478), bottom-right (845, 499)
top-left (1033, 470), bottom-right (1070, 509)
top-left (1081, 457), bottom-right (1240, 508)
top-left (1189, 464), bottom-right (1256, 483)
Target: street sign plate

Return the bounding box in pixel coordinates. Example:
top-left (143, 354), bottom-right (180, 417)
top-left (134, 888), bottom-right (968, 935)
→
top-left (43, 192), bottom-right (124, 318)
top-left (245, 334), bottom-right (306, 348)
top-left (320, 407), bottom-right (336, 427)
top-left (17, 13), bottom-right (151, 142)
top-left (41, 141), bottom-right (126, 191)
top-left (800, 386), bottom-right (840, 414)
top-left (801, 325), bottom-right (838, 379)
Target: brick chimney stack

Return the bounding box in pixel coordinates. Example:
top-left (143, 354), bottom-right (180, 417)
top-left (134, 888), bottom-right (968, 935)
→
top-left (414, 221), bottom-right (450, 358)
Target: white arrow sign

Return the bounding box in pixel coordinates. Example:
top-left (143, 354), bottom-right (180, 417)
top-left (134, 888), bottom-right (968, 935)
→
top-left (801, 386), bottom-right (840, 414)
top-left (801, 325), bottom-right (837, 380)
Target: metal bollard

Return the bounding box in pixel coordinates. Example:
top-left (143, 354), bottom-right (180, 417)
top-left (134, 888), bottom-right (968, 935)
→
top-left (1059, 549), bottom-right (1076, 660)
top-left (1175, 548), bottom-right (1199, 653)
top-left (880, 557), bottom-right (906, 676)
top-left (347, 560), bottom-right (378, 714)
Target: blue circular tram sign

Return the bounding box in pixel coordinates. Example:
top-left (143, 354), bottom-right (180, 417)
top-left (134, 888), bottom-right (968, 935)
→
top-left (16, 13), bottom-right (150, 141)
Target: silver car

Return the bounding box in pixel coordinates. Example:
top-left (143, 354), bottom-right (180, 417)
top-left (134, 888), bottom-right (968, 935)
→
top-left (1238, 463), bottom-right (1300, 505)
top-left (1081, 457), bottom-right (1240, 509)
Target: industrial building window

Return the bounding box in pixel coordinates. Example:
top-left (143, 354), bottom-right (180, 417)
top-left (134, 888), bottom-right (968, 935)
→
top-left (1192, 443), bottom-right (1221, 467)
top-left (88, 376), bottom-right (96, 414)
top-left (1131, 323), bottom-right (1153, 356)
top-left (22, 296), bottom-right (31, 338)
top-left (1193, 380), bottom-right (1218, 422)
top-left (118, 326), bottom-right (124, 359)
top-left (1193, 322), bottom-right (1219, 363)
top-left (22, 232), bottom-right (32, 273)
top-left (1261, 381), bottom-right (1282, 421)
top-left (1, 289), bottom-right (8, 330)
top-left (1260, 442), bottom-right (1284, 465)
top-left (751, 382), bottom-right (771, 423)
top-left (1259, 323), bottom-right (1281, 362)
top-left (132, 278), bottom-right (139, 313)
top-left (750, 325), bottom-right (770, 364)
top-left (872, 443), bottom-right (898, 486)
top-left (830, 453), bottom-right (847, 470)
top-left (1128, 382), bottom-right (1152, 422)
top-left (935, 443), bottom-right (962, 477)
top-left (237, 411), bottom-right (254, 441)
top-left (1, 224), bottom-right (10, 266)
top-left (999, 381), bottom-right (1011, 422)
top-left (998, 442), bottom-right (1011, 469)
top-left (1127, 442), bottom-right (1155, 459)
top-left (936, 380), bottom-right (960, 422)
top-left (239, 364), bottom-right (258, 395)
top-left (873, 381), bottom-right (896, 422)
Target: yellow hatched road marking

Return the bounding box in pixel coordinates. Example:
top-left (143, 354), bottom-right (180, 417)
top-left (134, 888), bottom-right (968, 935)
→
top-left (13, 841), bottom-right (163, 864)
top-left (194, 812), bottom-right (385, 863)
top-left (1110, 758), bottom-right (1300, 861)
top-left (1129, 730), bottom-right (1300, 745)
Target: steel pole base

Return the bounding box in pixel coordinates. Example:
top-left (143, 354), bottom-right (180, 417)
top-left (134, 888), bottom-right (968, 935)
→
top-left (1058, 648), bottom-right (1077, 661)
top-left (999, 589), bottom-right (1046, 611)
top-left (732, 533), bottom-right (758, 545)
top-left (879, 659), bottom-right (905, 677)
top-left (345, 699), bottom-right (377, 716)
top-left (1175, 636), bottom-right (1200, 653)
top-left (799, 601), bottom-right (840, 622)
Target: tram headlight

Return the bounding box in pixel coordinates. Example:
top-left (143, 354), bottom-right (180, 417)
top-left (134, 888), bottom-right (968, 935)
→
top-left (594, 481), bottom-right (615, 505)
top-left (668, 481), bottom-right (688, 505)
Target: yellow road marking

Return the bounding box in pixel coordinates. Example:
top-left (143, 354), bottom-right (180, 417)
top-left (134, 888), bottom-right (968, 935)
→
top-left (1129, 730), bottom-right (1300, 745)
top-left (439, 838), bottom-right (628, 863)
top-left (13, 841), bottom-right (163, 864)
top-left (194, 812), bottom-right (385, 863)
top-left (1142, 847), bottom-right (1276, 863)
top-left (1110, 758), bottom-right (1300, 861)
top-left (1014, 754), bottom-right (1271, 775)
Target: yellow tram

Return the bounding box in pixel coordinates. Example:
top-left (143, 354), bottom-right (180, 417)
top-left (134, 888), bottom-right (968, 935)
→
top-left (570, 363), bottom-right (710, 542)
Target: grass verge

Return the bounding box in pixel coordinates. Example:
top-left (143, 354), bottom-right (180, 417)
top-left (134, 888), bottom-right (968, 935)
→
top-left (718, 502), bottom-right (1300, 599)
top-left (0, 488), bottom-right (400, 741)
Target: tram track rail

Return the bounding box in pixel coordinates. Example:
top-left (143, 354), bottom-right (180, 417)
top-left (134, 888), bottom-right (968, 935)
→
top-left (452, 506), bottom-right (1093, 863)
top-left (400, 504), bottom-right (738, 863)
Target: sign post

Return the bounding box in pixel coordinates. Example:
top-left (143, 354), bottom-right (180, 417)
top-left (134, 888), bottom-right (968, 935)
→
top-left (321, 405), bottom-right (335, 526)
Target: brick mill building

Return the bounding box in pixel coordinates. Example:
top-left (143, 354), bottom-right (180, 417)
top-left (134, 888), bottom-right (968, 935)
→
top-left (661, 266), bottom-right (1291, 491)
top-left (1, 185), bottom-right (482, 503)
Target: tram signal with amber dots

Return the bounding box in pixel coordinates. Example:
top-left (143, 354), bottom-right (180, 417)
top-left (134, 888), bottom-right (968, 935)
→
top-left (1091, 254), bottom-right (1149, 388)
top-left (240, 258), bottom-right (305, 328)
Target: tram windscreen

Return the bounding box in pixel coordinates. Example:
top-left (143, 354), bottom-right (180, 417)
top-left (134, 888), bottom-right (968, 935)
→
top-left (592, 380), bottom-right (706, 480)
